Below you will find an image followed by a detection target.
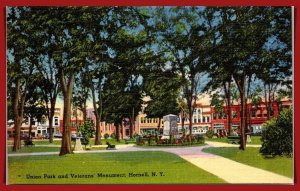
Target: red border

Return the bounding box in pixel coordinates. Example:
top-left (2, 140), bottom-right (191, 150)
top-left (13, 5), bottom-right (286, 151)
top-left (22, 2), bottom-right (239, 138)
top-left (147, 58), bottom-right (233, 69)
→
top-left (0, 1), bottom-right (299, 191)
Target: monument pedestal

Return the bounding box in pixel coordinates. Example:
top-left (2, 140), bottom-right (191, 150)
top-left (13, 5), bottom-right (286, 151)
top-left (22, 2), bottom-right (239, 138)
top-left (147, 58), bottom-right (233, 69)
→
top-left (246, 135), bottom-right (252, 143)
top-left (74, 138), bottom-right (83, 151)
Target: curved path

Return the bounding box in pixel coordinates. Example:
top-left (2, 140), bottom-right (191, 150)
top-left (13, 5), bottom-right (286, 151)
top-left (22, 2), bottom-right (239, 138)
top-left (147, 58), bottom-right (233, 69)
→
top-left (8, 142), bottom-right (293, 184)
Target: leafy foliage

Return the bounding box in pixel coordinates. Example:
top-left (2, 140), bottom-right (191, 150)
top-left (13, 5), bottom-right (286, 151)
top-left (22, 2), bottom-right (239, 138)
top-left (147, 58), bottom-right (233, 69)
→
top-left (260, 107), bottom-right (293, 157)
top-left (78, 120), bottom-right (95, 147)
top-left (206, 130), bottom-right (214, 139)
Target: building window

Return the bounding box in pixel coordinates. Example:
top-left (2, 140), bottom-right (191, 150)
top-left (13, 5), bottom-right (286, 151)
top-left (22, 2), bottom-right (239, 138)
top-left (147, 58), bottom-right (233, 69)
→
top-left (194, 117), bottom-right (197, 123)
top-left (251, 111), bottom-right (255, 117)
top-left (207, 116), bottom-right (210, 123)
top-left (232, 111), bottom-right (237, 118)
top-left (218, 112), bottom-right (222, 119)
top-left (202, 116), bottom-right (206, 123)
top-left (198, 118), bottom-right (201, 123)
top-left (269, 107), bottom-right (274, 116)
top-left (54, 117), bottom-right (59, 126)
top-left (213, 113), bottom-right (216, 120)
top-left (223, 113), bottom-right (227, 119)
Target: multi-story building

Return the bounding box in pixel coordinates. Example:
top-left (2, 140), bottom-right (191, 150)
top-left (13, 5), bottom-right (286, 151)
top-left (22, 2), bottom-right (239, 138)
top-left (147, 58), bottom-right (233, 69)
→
top-left (136, 113), bottom-right (163, 135)
top-left (177, 94), bottom-right (212, 135)
top-left (7, 95), bottom-right (292, 139)
top-left (7, 107), bottom-right (62, 139)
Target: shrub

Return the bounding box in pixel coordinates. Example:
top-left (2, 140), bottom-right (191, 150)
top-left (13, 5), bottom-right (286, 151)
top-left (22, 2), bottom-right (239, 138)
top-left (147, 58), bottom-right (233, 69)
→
top-left (149, 135), bottom-right (156, 145)
top-left (110, 133), bottom-right (116, 139)
top-left (104, 133), bottom-right (109, 139)
top-left (260, 107), bottom-right (293, 157)
top-left (206, 130), bottom-right (214, 139)
top-left (195, 135), bottom-right (205, 144)
top-left (78, 120), bottom-right (95, 148)
top-left (135, 135), bottom-right (144, 145)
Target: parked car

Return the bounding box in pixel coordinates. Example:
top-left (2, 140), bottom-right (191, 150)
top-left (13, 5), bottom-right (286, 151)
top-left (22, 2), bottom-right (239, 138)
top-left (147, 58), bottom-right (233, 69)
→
top-left (53, 133), bottom-right (62, 138)
top-left (44, 133), bottom-right (50, 139)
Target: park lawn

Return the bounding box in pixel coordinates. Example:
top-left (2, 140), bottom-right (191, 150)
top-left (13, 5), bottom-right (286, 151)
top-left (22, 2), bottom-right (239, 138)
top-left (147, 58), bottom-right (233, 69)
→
top-left (7, 138), bottom-right (126, 146)
top-left (206, 136), bottom-right (262, 145)
top-left (136, 143), bottom-right (206, 148)
top-left (7, 146), bottom-right (60, 154)
top-left (202, 147), bottom-right (293, 178)
top-left (31, 140), bottom-right (62, 145)
top-left (7, 146), bottom-right (106, 153)
top-left (8, 151), bottom-right (226, 184)
top-left (33, 138), bottom-right (126, 145)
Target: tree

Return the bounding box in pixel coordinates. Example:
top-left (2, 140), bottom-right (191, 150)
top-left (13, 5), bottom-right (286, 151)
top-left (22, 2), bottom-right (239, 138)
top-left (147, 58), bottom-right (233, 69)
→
top-left (150, 7), bottom-right (214, 143)
top-left (211, 7), bottom-right (292, 150)
top-left (101, 7), bottom-right (149, 141)
top-left (210, 93), bottom-right (224, 114)
top-left (24, 78), bottom-right (47, 139)
top-left (73, 70), bottom-right (90, 124)
top-left (143, 69), bottom-right (181, 140)
top-left (36, 53), bottom-right (60, 143)
top-left (260, 107), bottom-right (293, 157)
top-left (78, 120), bottom-right (95, 149)
top-left (7, 7), bottom-right (40, 151)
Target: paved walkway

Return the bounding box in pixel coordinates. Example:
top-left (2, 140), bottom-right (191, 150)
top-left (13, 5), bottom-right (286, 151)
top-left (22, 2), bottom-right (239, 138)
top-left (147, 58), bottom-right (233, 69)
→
top-left (8, 142), bottom-right (293, 184)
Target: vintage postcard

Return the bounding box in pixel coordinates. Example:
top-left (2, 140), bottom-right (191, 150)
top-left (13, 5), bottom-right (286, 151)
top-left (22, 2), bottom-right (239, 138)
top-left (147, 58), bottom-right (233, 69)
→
top-left (5, 5), bottom-right (294, 186)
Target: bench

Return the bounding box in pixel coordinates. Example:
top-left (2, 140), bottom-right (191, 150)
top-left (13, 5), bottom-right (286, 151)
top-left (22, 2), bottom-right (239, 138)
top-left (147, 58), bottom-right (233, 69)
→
top-left (24, 139), bottom-right (35, 147)
top-left (106, 142), bottom-right (116, 150)
top-left (227, 136), bottom-right (240, 144)
top-left (124, 139), bottom-right (136, 144)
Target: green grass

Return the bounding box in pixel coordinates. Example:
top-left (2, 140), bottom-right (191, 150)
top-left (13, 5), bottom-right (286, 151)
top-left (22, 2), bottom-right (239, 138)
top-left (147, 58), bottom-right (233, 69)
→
top-left (206, 136), bottom-right (262, 145)
top-left (202, 147), bottom-right (293, 178)
top-left (136, 143), bottom-right (206, 148)
top-left (8, 138), bottom-right (126, 146)
top-left (7, 146), bottom-right (60, 154)
top-left (7, 145), bottom-right (106, 154)
top-left (8, 151), bottom-right (226, 184)
top-left (32, 140), bottom-right (62, 145)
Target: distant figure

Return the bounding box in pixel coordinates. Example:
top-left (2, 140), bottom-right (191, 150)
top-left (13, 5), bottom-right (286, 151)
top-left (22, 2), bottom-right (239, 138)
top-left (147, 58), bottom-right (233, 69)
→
top-left (220, 130), bottom-right (224, 138)
top-left (233, 131), bottom-right (238, 136)
top-left (224, 130), bottom-right (228, 137)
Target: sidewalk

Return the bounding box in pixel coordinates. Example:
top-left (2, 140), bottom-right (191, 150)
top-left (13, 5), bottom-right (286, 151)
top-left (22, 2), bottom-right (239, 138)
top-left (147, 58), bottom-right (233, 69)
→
top-left (8, 141), bottom-right (293, 184)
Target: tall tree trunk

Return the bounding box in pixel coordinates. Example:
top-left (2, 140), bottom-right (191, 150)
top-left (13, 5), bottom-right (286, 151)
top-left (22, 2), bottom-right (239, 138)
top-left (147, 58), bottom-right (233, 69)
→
top-left (188, 107), bottom-right (193, 144)
top-left (115, 123), bottom-right (120, 142)
top-left (267, 84), bottom-right (272, 120)
top-left (28, 116), bottom-right (33, 139)
top-left (48, 100), bottom-right (56, 143)
top-left (240, 89), bottom-right (246, 150)
top-left (13, 79), bottom-right (21, 151)
top-left (13, 79), bottom-right (26, 151)
top-left (75, 108), bottom-right (78, 135)
top-left (48, 115), bottom-right (54, 142)
top-left (130, 107), bottom-right (134, 138)
top-left (181, 110), bottom-right (185, 137)
top-left (187, 74), bottom-right (195, 145)
top-left (223, 81), bottom-right (232, 135)
top-left (92, 79), bottom-right (102, 145)
top-left (83, 101), bottom-right (87, 123)
top-left (13, 117), bottom-right (22, 151)
top-left (156, 117), bottom-right (161, 142)
top-left (59, 94), bottom-right (73, 155)
top-left (245, 76), bottom-right (252, 138)
top-left (59, 70), bottom-right (74, 156)
top-left (235, 76), bottom-right (246, 150)
top-left (121, 123), bottom-right (124, 140)
top-left (264, 83), bottom-right (270, 120)
top-left (94, 117), bottom-right (101, 145)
